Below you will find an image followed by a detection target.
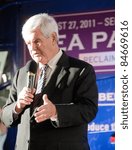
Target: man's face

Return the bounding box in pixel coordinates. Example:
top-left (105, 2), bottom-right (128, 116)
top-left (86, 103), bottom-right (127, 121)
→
top-left (24, 28), bottom-right (56, 64)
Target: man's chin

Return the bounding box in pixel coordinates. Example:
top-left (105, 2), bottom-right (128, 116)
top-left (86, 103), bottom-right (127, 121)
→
top-left (33, 56), bottom-right (48, 64)
top-left (33, 57), bottom-right (42, 63)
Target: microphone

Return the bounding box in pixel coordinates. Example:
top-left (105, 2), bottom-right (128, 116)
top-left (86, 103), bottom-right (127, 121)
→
top-left (26, 60), bottom-right (38, 89)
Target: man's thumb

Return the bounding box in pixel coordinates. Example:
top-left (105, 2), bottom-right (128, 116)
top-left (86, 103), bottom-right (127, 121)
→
top-left (43, 94), bottom-right (49, 105)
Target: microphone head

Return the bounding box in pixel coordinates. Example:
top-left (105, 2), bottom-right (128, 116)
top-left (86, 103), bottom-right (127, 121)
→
top-left (26, 60), bottom-right (38, 73)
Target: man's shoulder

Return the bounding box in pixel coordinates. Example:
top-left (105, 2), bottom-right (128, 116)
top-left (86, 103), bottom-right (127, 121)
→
top-left (16, 60), bottom-right (33, 76)
top-left (19, 59), bottom-right (36, 72)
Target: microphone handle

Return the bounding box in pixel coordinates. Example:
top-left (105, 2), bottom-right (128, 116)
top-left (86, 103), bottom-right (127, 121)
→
top-left (27, 72), bottom-right (36, 89)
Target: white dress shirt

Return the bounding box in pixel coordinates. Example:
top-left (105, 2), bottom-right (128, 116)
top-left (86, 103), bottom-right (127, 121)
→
top-left (37, 49), bottom-right (63, 86)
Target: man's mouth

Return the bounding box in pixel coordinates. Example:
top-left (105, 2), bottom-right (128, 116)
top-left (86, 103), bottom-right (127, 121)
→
top-left (33, 53), bottom-right (40, 57)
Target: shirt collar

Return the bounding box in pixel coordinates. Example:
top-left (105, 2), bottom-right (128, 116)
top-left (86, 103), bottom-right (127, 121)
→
top-left (47, 49), bottom-right (63, 69)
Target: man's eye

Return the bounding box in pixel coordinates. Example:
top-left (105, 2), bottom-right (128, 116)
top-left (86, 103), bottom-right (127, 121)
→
top-left (35, 40), bottom-right (40, 44)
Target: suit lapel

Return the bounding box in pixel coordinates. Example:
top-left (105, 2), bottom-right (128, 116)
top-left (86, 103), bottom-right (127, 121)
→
top-left (56, 67), bottom-right (67, 86)
top-left (49, 52), bottom-right (80, 89)
top-left (55, 52), bottom-right (70, 88)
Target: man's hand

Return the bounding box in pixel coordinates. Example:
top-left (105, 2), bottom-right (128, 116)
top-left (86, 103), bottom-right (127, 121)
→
top-left (34, 94), bottom-right (57, 123)
top-left (15, 87), bottom-right (35, 114)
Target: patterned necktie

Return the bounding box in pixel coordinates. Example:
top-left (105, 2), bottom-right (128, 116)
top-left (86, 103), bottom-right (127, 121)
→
top-left (36, 64), bottom-right (48, 94)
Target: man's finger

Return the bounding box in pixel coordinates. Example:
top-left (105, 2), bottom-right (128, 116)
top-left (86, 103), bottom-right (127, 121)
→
top-left (43, 94), bottom-right (49, 105)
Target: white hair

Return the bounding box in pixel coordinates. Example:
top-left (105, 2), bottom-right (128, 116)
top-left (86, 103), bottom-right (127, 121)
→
top-left (22, 13), bottom-right (59, 40)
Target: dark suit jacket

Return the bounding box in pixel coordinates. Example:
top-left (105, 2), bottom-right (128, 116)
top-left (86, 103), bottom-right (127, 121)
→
top-left (1, 52), bottom-right (98, 150)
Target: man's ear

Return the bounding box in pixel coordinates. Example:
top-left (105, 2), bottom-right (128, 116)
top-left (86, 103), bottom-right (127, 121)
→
top-left (51, 32), bottom-right (58, 44)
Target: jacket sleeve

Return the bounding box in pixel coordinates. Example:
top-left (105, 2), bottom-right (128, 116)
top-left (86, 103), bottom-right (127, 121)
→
top-left (56, 65), bottom-right (98, 128)
top-left (1, 70), bottom-right (21, 127)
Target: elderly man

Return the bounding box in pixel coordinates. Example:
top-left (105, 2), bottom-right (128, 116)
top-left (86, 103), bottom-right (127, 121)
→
top-left (1, 13), bottom-right (98, 150)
